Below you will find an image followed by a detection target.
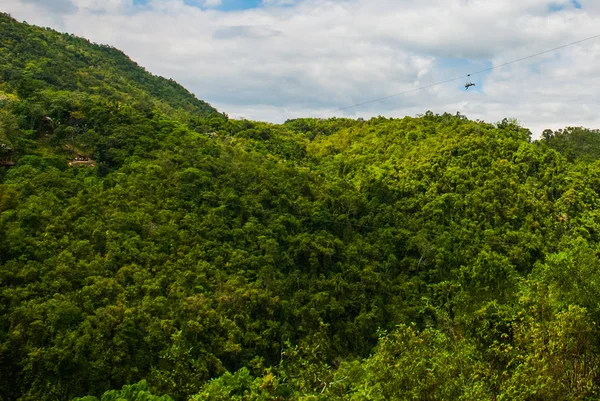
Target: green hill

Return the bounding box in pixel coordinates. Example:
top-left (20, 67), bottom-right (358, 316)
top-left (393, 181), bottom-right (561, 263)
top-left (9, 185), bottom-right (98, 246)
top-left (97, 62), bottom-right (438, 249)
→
top-left (2, 14), bottom-right (600, 401)
top-left (542, 126), bottom-right (600, 162)
top-left (0, 13), bottom-right (216, 116)
top-left (0, 12), bottom-right (223, 170)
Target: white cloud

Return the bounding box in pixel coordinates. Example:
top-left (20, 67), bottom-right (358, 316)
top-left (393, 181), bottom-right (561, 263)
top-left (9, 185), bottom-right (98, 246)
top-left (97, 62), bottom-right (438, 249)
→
top-left (203, 0), bottom-right (222, 8)
top-left (21, 0), bottom-right (76, 13)
top-left (1, 0), bottom-right (599, 137)
top-left (260, 0), bottom-right (299, 6)
top-left (72, 0), bottom-right (130, 13)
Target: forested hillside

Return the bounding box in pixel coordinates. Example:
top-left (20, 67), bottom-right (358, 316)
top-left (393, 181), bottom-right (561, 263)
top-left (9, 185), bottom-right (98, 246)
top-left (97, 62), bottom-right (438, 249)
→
top-left (0, 12), bottom-right (223, 173)
top-left (2, 13), bottom-right (600, 401)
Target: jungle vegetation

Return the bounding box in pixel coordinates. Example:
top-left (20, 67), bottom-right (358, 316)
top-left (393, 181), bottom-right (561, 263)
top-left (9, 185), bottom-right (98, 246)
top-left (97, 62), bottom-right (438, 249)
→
top-left (2, 12), bottom-right (600, 401)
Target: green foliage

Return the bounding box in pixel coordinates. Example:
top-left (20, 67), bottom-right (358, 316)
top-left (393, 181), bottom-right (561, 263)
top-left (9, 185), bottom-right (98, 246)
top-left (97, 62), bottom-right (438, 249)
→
top-left (0, 13), bottom-right (217, 116)
top-left (540, 126), bottom-right (600, 162)
top-left (0, 12), bottom-right (225, 170)
top-left (72, 380), bottom-right (173, 401)
top-left (4, 14), bottom-right (600, 401)
top-left (334, 324), bottom-right (488, 400)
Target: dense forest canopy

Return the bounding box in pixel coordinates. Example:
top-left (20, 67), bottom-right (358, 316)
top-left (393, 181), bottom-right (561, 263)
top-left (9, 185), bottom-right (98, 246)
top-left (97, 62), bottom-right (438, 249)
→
top-left (2, 12), bottom-right (600, 401)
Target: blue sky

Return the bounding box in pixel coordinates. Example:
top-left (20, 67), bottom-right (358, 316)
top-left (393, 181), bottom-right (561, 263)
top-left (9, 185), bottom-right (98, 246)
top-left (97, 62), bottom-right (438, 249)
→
top-left (131, 0), bottom-right (585, 13)
top-left (3, 0), bottom-right (600, 136)
top-left (549, 0), bottom-right (581, 12)
top-left (133, 0), bottom-right (263, 11)
top-left (210, 0), bottom-right (262, 11)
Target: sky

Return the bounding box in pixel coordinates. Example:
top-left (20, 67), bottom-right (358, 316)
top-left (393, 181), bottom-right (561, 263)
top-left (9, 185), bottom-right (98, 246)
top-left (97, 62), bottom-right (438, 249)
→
top-left (1, 0), bottom-right (599, 137)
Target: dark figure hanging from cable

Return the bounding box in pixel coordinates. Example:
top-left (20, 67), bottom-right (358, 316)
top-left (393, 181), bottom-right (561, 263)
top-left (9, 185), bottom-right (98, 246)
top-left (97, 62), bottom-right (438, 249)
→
top-left (465, 74), bottom-right (475, 90)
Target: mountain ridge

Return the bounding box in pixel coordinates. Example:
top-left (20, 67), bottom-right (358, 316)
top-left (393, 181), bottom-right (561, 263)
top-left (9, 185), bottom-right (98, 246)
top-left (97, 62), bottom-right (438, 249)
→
top-left (2, 13), bottom-right (600, 401)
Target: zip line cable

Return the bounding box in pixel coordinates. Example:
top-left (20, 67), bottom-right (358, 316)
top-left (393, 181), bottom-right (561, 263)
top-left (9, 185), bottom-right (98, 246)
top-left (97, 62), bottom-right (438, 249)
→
top-left (202, 39), bottom-right (598, 248)
top-left (338, 32), bottom-right (600, 112)
top-left (203, 31), bottom-right (600, 242)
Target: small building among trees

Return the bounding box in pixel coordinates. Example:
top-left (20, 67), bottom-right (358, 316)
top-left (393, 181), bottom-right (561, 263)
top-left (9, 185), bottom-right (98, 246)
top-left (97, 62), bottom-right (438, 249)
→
top-left (68, 155), bottom-right (95, 167)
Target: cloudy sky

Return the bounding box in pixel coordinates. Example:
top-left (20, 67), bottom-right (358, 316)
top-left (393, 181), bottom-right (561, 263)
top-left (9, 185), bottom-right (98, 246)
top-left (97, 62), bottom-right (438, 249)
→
top-left (1, 0), bottom-right (599, 136)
